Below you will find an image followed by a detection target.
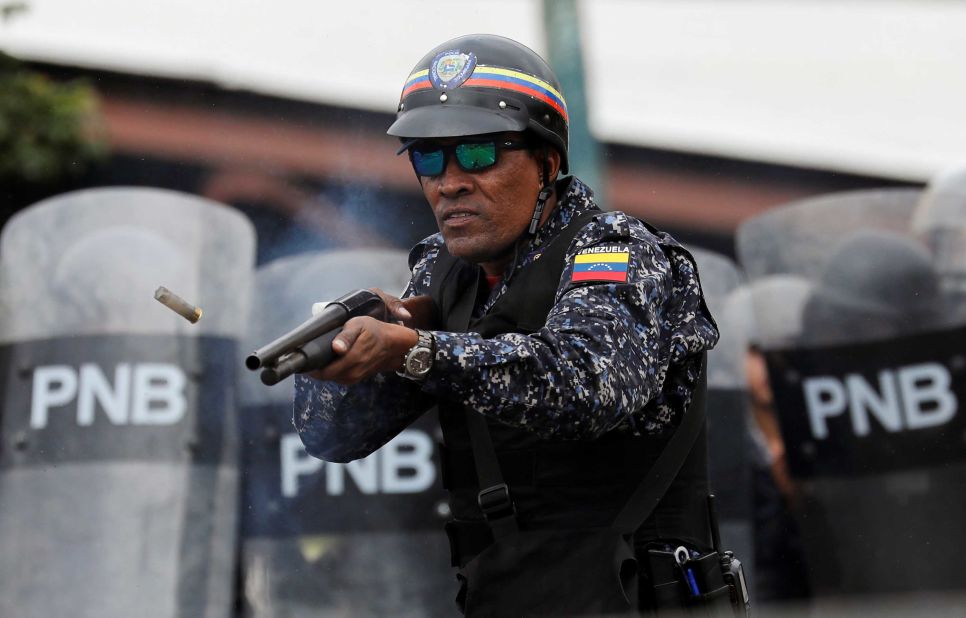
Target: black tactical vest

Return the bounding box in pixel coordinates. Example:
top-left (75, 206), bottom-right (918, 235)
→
top-left (429, 210), bottom-right (712, 565)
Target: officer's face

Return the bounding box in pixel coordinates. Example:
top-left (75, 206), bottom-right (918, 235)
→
top-left (415, 132), bottom-right (558, 275)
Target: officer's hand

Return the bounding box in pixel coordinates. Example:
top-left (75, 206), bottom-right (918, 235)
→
top-left (368, 288), bottom-right (438, 330)
top-left (309, 316), bottom-right (418, 385)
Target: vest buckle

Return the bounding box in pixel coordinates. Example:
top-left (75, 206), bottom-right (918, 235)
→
top-left (477, 483), bottom-right (515, 521)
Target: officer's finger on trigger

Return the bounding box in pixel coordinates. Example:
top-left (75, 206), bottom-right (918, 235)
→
top-left (368, 287), bottom-right (410, 322)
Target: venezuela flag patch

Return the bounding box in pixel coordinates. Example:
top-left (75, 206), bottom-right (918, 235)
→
top-left (571, 245), bottom-right (630, 283)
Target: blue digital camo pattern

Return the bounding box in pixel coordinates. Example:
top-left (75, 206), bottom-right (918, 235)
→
top-left (294, 177), bottom-right (719, 463)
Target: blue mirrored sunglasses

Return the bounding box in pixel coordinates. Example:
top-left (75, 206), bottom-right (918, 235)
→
top-left (408, 139), bottom-right (530, 177)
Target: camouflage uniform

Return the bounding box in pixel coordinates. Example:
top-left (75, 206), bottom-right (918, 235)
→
top-left (294, 177), bottom-right (719, 461)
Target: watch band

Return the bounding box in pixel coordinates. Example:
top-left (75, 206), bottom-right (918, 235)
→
top-left (398, 329), bottom-right (435, 381)
top-left (414, 329), bottom-right (434, 352)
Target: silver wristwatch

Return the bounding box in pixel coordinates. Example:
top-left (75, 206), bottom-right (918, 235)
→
top-left (400, 329), bottom-right (435, 381)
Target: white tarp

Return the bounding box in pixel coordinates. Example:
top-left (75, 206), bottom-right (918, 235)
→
top-left (2, 0), bottom-right (964, 181)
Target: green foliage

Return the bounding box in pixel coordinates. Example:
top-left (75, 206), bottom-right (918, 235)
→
top-left (0, 52), bottom-right (108, 185)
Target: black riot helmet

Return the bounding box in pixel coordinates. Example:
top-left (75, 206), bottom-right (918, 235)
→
top-left (388, 34), bottom-right (570, 174)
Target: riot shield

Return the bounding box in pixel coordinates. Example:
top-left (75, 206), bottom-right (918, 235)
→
top-left (913, 165), bottom-right (966, 322)
top-left (0, 187), bottom-right (254, 617)
top-left (687, 247), bottom-right (755, 594)
top-left (238, 249), bottom-right (454, 618)
top-left (736, 188), bottom-right (966, 599)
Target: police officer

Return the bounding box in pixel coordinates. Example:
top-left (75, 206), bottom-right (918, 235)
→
top-left (294, 34), bottom-right (719, 614)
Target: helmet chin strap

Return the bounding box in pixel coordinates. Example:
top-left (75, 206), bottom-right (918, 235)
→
top-left (527, 152), bottom-right (554, 235)
top-left (528, 184), bottom-right (554, 235)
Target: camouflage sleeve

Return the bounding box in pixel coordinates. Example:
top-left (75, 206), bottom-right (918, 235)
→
top-left (292, 235), bottom-right (444, 463)
top-left (421, 212), bottom-right (718, 440)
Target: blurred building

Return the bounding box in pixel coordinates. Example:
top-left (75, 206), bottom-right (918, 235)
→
top-left (5, 1), bottom-right (961, 262)
top-left (13, 61), bottom-right (910, 263)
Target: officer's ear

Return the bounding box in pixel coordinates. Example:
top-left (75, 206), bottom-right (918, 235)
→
top-left (545, 147), bottom-right (562, 182)
top-left (534, 145), bottom-right (562, 187)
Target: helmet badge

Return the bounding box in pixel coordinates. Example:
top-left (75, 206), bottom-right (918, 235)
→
top-left (429, 50), bottom-right (477, 90)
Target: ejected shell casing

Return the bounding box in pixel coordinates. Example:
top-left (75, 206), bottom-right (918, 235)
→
top-left (154, 286), bottom-right (203, 323)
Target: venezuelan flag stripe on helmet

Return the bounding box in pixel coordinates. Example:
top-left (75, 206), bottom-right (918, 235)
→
top-left (464, 66), bottom-right (568, 121)
top-left (401, 69), bottom-right (432, 98)
top-left (400, 65), bottom-right (569, 122)
top-left (471, 67), bottom-right (566, 108)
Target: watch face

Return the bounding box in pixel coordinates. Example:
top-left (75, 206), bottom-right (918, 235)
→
top-left (407, 347), bottom-right (433, 376)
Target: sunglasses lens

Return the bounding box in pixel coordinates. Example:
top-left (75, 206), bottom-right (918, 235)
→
top-left (410, 141), bottom-right (501, 176)
top-left (455, 142), bottom-right (497, 171)
top-left (411, 149), bottom-right (445, 176)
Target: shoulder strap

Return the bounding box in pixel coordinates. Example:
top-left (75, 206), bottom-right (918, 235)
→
top-left (611, 354), bottom-right (707, 534)
top-left (428, 245), bottom-right (481, 332)
top-left (465, 409), bottom-right (520, 538)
